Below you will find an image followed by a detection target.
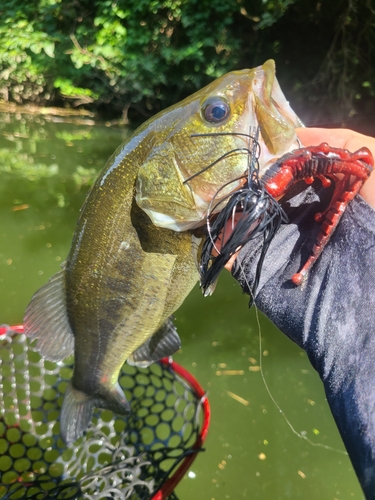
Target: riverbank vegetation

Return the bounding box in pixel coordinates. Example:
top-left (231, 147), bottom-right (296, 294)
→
top-left (0, 0), bottom-right (374, 129)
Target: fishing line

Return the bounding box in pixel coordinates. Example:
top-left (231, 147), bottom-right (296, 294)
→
top-left (183, 147), bottom-right (252, 184)
top-left (240, 260), bottom-right (348, 455)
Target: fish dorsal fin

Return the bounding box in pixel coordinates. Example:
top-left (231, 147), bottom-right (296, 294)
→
top-left (127, 318), bottom-right (181, 368)
top-left (23, 270), bottom-right (74, 361)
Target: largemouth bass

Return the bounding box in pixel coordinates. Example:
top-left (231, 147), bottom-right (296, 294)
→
top-left (24, 60), bottom-right (302, 444)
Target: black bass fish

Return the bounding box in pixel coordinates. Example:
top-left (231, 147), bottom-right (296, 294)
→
top-left (24, 60), bottom-right (302, 444)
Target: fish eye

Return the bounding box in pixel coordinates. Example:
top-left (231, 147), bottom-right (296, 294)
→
top-left (202, 97), bottom-right (230, 124)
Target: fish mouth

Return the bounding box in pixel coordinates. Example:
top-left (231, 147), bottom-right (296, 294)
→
top-left (199, 127), bottom-right (288, 304)
top-left (246, 61), bottom-right (302, 173)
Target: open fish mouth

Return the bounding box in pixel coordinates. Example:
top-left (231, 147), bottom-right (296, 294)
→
top-left (198, 127), bottom-right (288, 304)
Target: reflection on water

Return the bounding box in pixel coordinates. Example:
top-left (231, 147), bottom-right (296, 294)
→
top-left (0, 112), bottom-right (363, 499)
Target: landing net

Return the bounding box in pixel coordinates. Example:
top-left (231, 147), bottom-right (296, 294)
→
top-left (0, 325), bottom-right (210, 500)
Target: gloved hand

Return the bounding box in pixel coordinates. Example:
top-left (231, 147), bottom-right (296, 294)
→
top-left (230, 128), bottom-right (375, 499)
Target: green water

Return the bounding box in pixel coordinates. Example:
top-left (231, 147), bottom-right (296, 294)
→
top-left (0, 113), bottom-right (363, 499)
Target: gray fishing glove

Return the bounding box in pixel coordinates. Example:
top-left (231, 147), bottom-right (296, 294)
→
top-left (232, 182), bottom-right (375, 499)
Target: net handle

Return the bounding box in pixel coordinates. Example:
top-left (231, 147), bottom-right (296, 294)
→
top-left (1, 325), bottom-right (211, 500)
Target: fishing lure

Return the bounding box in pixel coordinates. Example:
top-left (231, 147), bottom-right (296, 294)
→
top-left (262, 143), bottom-right (373, 284)
top-left (198, 127), bottom-right (287, 303)
top-left (199, 135), bottom-right (373, 298)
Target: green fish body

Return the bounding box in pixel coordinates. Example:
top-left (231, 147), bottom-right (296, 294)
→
top-left (24, 60), bottom-right (302, 444)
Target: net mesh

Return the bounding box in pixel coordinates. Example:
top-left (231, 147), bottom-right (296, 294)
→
top-left (0, 326), bottom-right (209, 500)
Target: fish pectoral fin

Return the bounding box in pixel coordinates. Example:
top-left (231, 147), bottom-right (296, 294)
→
top-left (23, 270), bottom-right (74, 361)
top-left (60, 381), bottom-right (130, 444)
top-left (127, 318), bottom-right (181, 368)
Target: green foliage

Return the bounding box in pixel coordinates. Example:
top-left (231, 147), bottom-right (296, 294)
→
top-left (254, 0), bottom-right (298, 29)
top-left (0, 18), bottom-right (51, 102)
top-left (54, 78), bottom-right (99, 102)
top-left (0, 0), bottom-right (243, 113)
top-left (0, 0), bottom-right (374, 126)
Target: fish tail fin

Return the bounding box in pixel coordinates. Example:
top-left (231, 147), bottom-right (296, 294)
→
top-left (60, 382), bottom-right (95, 445)
top-left (24, 269), bottom-right (74, 361)
top-left (60, 382), bottom-right (130, 444)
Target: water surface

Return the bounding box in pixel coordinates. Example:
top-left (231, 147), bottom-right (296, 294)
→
top-left (0, 113), bottom-right (363, 499)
